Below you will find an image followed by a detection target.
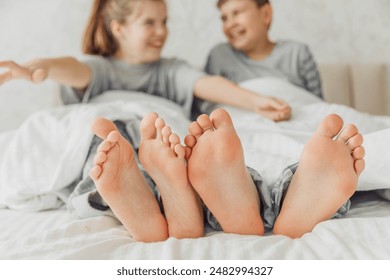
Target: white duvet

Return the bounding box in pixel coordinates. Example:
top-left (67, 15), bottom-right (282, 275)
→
top-left (1, 78), bottom-right (390, 212)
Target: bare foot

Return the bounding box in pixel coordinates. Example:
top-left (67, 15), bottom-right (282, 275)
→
top-left (185, 109), bottom-right (264, 235)
top-left (89, 117), bottom-right (168, 243)
top-left (273, 114), bottom-right (365, 238)
top-left (138, 113), bottom-right (204, 239)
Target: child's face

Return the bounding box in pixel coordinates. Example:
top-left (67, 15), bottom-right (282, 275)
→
top-left (117, 1), bottom-right (168, 63)
top-left (220, 0), bottom-right (271, 54)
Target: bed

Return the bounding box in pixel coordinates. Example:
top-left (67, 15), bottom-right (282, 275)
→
top-left (1, 0), bottom-right (390, 262)
top-left (1, 79), bottom-right (390, 260)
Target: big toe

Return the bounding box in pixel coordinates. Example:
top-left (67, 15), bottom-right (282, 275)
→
top-left (316, 114), bottom-right (344, 139)
top-left (140, 112), bottom-right (159, 140)
top-left (92, 117), bottom-right (118, 139)
top-left (210, 109), bottom-right (234, 129)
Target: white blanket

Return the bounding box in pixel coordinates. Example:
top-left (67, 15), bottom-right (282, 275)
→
top-left (0, 78), bottom-right (390, 211)
top-left (0, 92), bottom-right (191, 211)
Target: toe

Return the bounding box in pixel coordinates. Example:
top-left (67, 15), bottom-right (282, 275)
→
top-left (169, 133), bottom-right (180, 149)
top-left (347, 133), bottom-right (363, 150)
top-left (352, 146), bottom-right (365, 160)
top-left (89, 165), bottom-right (102, 180)
top-left (162, 126), bottom-right (172, 145)
top-left (174, 144), bottom-right (186, 159)
top-left (210, 109), bottom-right (234, 129)
top-left (184, 134), bottom-right (196, 148)
top-left (316, 114), bottom-right (344, 139)
top-left (197, 114), bottom-right (214, 132)
top-left (188, 121), bottom-right (203, 139)
top-left (155, 118), bottom-right (165, 140)
top-left (92, 117), bottom-right (118, 139)
top-left (94, 152), bottom-right (107, 165)
top-left (336, 124), bottom-right (358, 144)
top-left (97, 140), bottom-right (113, 152)
top-left (140, 112), bottom-right (158, 140)
top-left (169, 133), bottom-right (180, 145)
top-left (184, 146), bottom-right (192, 161)
top-left (354, 159), bottom-right (365, 175)
top-left (106, 131), bottom-right (120, 143)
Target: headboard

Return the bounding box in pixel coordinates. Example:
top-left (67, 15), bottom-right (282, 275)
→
top-left (318, 64), bottom-right (390, 115)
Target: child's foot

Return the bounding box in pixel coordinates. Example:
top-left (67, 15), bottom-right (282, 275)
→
top-left (138, 113), bottom-right (204, 239)
top-left (90, 118), bottom-right (168, 243)
top-left (185, 109), bottom-right (264, 235)
top-left (273, 114), bottom-right (365, 238)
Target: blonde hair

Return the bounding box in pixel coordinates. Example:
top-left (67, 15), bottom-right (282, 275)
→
top-left (217, 0), bottom-right (269, 8)
top-left (82, 0), bottom-right (164, 57)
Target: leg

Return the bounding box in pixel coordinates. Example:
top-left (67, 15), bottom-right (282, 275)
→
top-left (138, 113), bottom-right (204, 239)
top-left (90, 117), bottom-right (168, 243)
top-left (273, 114), bottom-right (365, 238)
top-left (185, 109), bottom-right (264, 235)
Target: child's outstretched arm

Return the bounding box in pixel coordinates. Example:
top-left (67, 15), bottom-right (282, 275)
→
top-left (0, 57), bottom-right (91, 91)
top-left (194, 76), bottom-right (291, 122)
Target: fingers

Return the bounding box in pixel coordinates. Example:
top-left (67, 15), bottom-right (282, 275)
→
top-left (267, 97), bottom-right (290, 110)
top-left (255, 95), bottom-right (292, 121)
top-left (256, 107), bottom-right (291, 122)
top-left (256, 95), bottom-right (290, 111)
top-left (0, 61), bottom-right (14, 85)
top-left (282, 107), bottom-right (292, 119)
top-left (0, 61), bottom-right (30, 79)
top-left (273, 109), bottom-right (291, 122)
top-left (274, 103), bottom-right (292, 121)
top-left (0, 70), bottom-right (12, 85)
top-left (31, 68), bottom-right (48, 83)
top-left (277, 108), bottom-right (291, 121)
top-left (255, 105), bottom-right (292, 121)
top-left (0, 60), bottom-right (46, 84)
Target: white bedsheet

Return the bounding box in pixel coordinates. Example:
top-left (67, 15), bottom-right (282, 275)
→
top-left (1, 191), bottom-right (389, 259)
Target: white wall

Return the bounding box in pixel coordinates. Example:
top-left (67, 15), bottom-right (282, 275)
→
top-left (1, 0), bottom-right (389, 131)
top-left (270, 0), bottom-right (390, 64)
top-left (164, 0), bottom-right (390, 65)
top-left (0, 0), bottom-right (91, 131)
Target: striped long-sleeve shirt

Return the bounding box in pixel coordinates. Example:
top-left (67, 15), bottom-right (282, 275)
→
top-left (205, 41), bottom-right (323, 99)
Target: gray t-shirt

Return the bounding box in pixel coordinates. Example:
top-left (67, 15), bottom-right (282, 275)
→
top-left (60, 56), bottom-right (205, 117)
top-left (205, 41), bottom-right (323, 98)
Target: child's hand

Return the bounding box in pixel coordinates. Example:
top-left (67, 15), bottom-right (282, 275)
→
top-left (0, 60), bottom-right (48, 85)
top-left (253, 96), bottom-right (292, 122)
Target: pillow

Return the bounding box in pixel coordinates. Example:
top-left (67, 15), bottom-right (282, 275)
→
top-left (239, 77), bottom-right (323, 109)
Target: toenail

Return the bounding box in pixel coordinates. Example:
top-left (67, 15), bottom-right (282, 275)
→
top-left (203, 126), bottom-right (214, 132)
